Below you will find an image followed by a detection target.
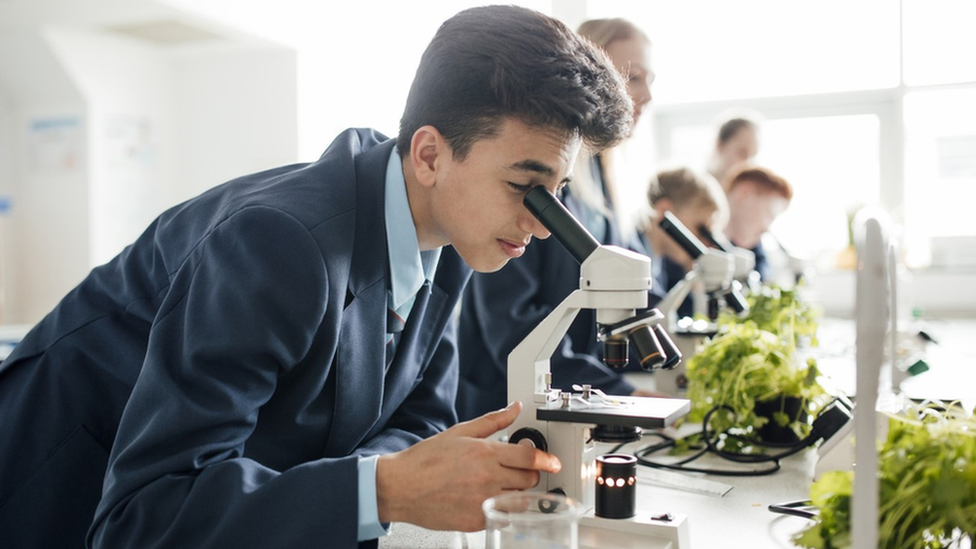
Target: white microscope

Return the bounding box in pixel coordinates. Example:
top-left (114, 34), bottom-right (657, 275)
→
top-left (653, 212), bottom-right (749, 396)
top-left (507, 187), bottom-right (692, 549)
top-left (698, 224), bottom-right (761, 293)
top-left (655, 211), bottom-right (747, 330)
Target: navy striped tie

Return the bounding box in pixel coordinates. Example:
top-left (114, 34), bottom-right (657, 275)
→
top-left (386, 302), bottom-right (407, 370)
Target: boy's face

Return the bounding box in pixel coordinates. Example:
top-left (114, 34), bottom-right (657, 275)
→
top-left (717, 128), bottom-right (758, 176)
top-left (726, 180), bottom-right (789, 248)
top-left (426, 118), bottom-right (581, 273)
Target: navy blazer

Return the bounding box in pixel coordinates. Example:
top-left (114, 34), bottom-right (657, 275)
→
top-left (456, 158), bottom-right (658, 422)
top-left (0, 129), bottom-right (470, 549)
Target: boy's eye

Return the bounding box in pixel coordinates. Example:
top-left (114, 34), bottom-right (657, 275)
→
top-left (508, 182), bottom-right (532, 193)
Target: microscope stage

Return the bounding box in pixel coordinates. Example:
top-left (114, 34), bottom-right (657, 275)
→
top-left (537, 396), bottom-right (691, 429)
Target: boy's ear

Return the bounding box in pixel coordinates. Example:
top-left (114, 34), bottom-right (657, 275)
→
top-left (410, 126), bottom-right (447, 189)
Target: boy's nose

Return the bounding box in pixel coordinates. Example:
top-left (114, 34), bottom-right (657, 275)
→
top-left (520, 214), bottom-right (551, 241)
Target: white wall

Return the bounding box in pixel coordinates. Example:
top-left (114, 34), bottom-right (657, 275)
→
top-left (172, 45), bottom-right (297, 201)
top-left (0, 29), bottom-right (90, 323)
top-left (10, 105), bottom-right (91, 324)
top-left (0, 6), bottom-right (297, 325)
top-left (46, 28), bottom-right (177, 267)
top-left (0, 98), bottom-right (10, 318)
top-left (45, 28), bottom-right (297, 269)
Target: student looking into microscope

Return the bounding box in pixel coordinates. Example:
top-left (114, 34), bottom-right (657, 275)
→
top-left (0, 6), bottom-right (635, 548)
top-left (640, 166), bottom-right (729, 318)
top-left (723, 164), bottom-right (793, 281)
top-left (455, 17), bottom-right (658, 423)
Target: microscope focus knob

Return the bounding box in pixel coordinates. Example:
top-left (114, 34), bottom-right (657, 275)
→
top-left (509, 427), bottom-right (548, 453)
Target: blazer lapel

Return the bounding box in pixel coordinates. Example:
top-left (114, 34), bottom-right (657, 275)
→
top-left (381, 281), bottom-right (448, 410)
top-left (327, 281), bottom-right (386, 455)
top-left (324, 139), bottom-right (394, 456)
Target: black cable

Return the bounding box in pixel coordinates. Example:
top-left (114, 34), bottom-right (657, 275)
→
top-left (632, 404), bottom-right (817, 477)
top-left (768, 500), bottom-right (817, 520)
top-left (634, 437), bottom-right (782, 476)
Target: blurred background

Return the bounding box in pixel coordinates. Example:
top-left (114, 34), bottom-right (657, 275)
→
top-left (0, 0), bottom-right (973, 325)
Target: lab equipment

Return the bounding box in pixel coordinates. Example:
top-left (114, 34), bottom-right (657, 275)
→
top-left (595, 454), bottom-right (636, 519)
top-left (797, 209), bottom-right (895, 548)
top-left (656, 212), bottom-right (747, 324)
top-left (484, 492), bottom-right (583, 549)
top-left (506, 187), bottom-right (691, 549)
top-left (654, 212), bottom-right (747, 396)
top-left (698, 224), bottom-right (760, 292)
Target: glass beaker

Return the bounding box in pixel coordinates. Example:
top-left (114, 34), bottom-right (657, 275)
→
top-left (483, 492), bottom-right (583, 549)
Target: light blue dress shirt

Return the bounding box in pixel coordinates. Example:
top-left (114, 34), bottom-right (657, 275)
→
top-left (358, 148), bottom-right (441, 541)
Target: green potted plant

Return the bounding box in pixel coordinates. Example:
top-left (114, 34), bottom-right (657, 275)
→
top-left (685, 322), bottom-right (826, 446)
top-left (795, 404), bottom-right (976, 549)
top-left (717, 283), bottom-right (821, 346)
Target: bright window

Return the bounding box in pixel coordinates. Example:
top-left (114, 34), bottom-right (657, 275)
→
top-left (662, 115), bottom-right (881, 261)
top-left (761, 115), bottom-right (881, 261)
top-left (903, 88), bottom-right (976, 267)
top-left (902, 0), bottom-right (976, 86)
top-left (585, 0), bottom-right (900, 104)
top-left (587, 0), bottom-right (976, 271)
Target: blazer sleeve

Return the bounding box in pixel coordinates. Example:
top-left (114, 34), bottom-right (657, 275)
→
top-left (89, 207), bottom-right (361, 549)
top-left (465, 241), bottom-right (634, 398)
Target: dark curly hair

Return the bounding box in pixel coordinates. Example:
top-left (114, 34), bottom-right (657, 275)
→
top-left (397, 5), bottom-right (633, 160)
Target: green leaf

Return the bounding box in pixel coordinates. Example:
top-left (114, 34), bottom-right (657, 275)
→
top-left (807, 406), bottom-right (976, 548)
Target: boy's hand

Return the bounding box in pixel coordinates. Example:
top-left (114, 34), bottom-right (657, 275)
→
top-left (375, 401), bottom-right (561, 532)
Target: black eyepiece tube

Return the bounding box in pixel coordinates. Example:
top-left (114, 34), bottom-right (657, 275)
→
top-left (698, 224), bottom-right (733, 253)
top-left (725, 287), bottom-right (749, 314)
top-left (659, 211), bottom-right (708, 260)
top-left (524, 186), bottom-right (600, 264)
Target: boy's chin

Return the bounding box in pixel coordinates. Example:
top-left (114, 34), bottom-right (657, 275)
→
top-left (467, 255), bottom-right (511, 274)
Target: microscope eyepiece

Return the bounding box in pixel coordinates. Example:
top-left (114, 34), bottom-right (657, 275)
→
top-left (524, 186), bottom-right (600, 264)
top-left (725, 287), bottom-right (749, 314)
top-left (698, 224), bottom-right (733, 253)
top-left (659, 211), bottom-right (708, 259)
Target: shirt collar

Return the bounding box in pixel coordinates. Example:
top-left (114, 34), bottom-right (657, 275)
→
top-left (385, 149), bottom-right (440, 310)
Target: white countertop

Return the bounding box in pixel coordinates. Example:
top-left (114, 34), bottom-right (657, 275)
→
top-left (381, 316), bottom-right (976, 548)
top-left (380, 440), bottom-right (818, 549)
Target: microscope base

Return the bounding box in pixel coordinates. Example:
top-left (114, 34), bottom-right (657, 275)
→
top-left (578, 511), bottom-right (689, 549)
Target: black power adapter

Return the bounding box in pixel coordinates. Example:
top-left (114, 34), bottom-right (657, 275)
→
top-left (810, 396), bottom-right (854, 444)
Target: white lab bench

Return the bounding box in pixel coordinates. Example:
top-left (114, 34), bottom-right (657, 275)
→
top-left (379, 441), bottom-right (816, 549)
top-left (380, 316), bottom-right (976, 549)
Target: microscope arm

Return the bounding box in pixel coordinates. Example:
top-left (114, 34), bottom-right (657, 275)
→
top-left (507, 288), bottom-right (652, 406)
top-left (658, 212), bottom-right (746, 317)
top-left (656, 273), bottom-right (695, 328)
